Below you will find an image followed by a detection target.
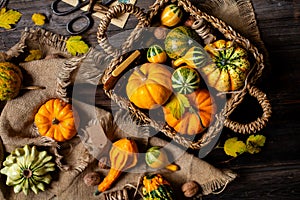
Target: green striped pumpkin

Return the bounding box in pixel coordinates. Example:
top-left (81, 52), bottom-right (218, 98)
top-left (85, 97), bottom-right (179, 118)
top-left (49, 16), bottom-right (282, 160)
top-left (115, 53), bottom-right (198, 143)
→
top-left (142, 174), bottom-right (175, 200)
top-left (0, 62), bottom-right (22, 101)
top-left (160, 4), bottom-right (183, 27)
top-left (172, 66), bottom-right (201, 94)
top-left (147, 44), bottom-right (167, 63)
top-left (164, 26), bottom-right (199, 60)
top-left (173, 46), bottom-right (211, 68)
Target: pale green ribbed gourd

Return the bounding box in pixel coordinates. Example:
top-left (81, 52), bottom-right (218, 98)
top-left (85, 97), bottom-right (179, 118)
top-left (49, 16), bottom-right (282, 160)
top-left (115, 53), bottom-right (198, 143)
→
top-left (0, 145), bottom-right (55, 195)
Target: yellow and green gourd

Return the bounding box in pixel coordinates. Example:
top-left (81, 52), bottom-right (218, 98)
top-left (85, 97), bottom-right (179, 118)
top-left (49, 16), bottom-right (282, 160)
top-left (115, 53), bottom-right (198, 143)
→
top-left (164, 26), bottom-right (200, 60)
top-left (147, 44), bottom-right (167, 63)
top-left (145, 146), bottom-right (179, 171)
top-left (202, 40), bottom-right (251, 91)
top-left (142, 173), bottom-right (175, 200)
top-left (0, 62), bottom-right (22, 101)
top-left (0, 145), bottom-right (55, 195)
top-left (171, 66), bottom-right (201, 94)
top-left (173, 46), bottom-right (212, 69)
top-left (160, 4), bottom-right (183, 27)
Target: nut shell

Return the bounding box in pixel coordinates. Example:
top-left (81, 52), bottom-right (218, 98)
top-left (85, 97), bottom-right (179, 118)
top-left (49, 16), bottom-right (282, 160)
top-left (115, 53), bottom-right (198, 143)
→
top-left (181, 181), bottom-right (200, 198)
top-left (98, 156), bottom-right (110, 169)
top-left (83, 172), bottom-right (101, 186)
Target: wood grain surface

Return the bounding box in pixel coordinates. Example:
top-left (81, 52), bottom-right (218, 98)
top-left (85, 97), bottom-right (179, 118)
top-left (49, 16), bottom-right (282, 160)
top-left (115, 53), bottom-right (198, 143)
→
top-left (0, 0), bottom-right (300, 199)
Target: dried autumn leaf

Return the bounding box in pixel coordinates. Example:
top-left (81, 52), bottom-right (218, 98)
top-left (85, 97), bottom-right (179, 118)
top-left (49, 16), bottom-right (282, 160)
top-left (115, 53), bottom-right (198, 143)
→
top-left (24, 49), bottom-right (43, 62)
top-left (224, 137), bottom-right (246, 157)
top-left (0, 7), bottom-right (22, 29)
top-left (66, 36), bottom-right (89, 56)
top-left (165, 93), bottom-right (190, 119)
top-left (32, 13), bottom-right (46, 26)
top-left (246, 134), bottom-right (266, 154)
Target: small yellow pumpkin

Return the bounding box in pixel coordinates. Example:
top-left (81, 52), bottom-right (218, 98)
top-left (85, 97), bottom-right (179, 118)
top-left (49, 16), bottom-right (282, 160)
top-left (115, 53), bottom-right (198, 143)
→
top-left (126, 63), bottom-right (173, 109)
top-left (34, 98), bottom-right (79, 142)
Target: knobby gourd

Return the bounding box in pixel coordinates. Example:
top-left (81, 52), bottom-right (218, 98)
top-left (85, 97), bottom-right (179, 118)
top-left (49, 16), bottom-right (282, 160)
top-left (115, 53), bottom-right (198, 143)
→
top-left (0, 62), bottom-right (23, 101)
top-left (202, 39), bottom-right (251, 91)
top-left (0, 145), bottom-right (55, 195)
top-left (142, 174), bottom-right (175, 200)
top-left (95, 138), bottom-right (139, 195)
top-left (34, 98), bottom-right (79, 142)
top-left (126, 63), bottom-right (173, 109)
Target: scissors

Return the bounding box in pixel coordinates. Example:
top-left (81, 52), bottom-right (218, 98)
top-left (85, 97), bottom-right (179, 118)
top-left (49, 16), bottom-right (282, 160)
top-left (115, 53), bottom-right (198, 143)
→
top-left (51, 0), bottom-right (114, 35)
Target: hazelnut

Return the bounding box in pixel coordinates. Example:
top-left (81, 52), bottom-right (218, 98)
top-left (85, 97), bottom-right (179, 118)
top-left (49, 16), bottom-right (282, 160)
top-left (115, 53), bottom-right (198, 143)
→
top-left (98, 156), bottom-right (110, 169)
top-left (154, 26), bottom-right (168, 40)
top-left (83, 172), bottom-right (101, 186)
top-left (181, 181), bottom-right (200, 198)
top-left (184, 16), bottom-right (196, 27)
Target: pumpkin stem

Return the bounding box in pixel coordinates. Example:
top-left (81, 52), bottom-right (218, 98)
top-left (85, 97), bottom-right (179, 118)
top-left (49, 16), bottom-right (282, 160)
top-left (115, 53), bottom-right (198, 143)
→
top-left (173, 58), bottom-right (186, 67)
top-left (134, 67), bottom-right (147, 81)
top-left (21, 85), bottom-right (46, 90)
top-left (22, 169), bottom-right (32, 178)
top-left (52, 118), bottom-right (60, 125)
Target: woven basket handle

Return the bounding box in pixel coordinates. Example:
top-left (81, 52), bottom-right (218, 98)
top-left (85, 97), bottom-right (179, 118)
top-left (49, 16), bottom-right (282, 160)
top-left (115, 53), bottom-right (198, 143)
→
top-left (224, 85), bottom-right (272, 134)
top-left (97, 4), bottom-right (150, 56)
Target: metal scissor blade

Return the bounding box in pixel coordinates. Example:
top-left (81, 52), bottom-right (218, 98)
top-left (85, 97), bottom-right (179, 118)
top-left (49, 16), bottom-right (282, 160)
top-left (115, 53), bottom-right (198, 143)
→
top-left (101, 0), bottom-right (114, 6)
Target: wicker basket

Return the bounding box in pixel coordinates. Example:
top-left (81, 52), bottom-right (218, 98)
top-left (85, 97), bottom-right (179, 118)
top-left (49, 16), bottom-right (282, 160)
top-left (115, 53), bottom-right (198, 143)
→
top-left (97, 0), bottom-right (272, 150)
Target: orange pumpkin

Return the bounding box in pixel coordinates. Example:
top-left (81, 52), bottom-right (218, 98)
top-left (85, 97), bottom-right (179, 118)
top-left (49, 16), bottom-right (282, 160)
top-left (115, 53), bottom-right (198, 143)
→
top-left (34, 99), bottom-right (79, 142)
top-left (126, 63), bottom-right (173, 109)
top-left (163, 89), bottom-right (216, 135)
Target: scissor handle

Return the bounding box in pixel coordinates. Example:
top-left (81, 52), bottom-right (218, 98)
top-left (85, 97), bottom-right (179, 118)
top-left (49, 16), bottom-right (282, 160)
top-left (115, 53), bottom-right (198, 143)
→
top-left (51, 0), bottom-right (90, 16)
top-left (66, 11), bottom-right (93, 35)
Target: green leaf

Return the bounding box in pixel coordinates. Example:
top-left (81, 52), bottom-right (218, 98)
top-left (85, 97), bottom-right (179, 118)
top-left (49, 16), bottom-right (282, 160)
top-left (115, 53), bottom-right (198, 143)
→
top-left (165, 93), bottom-right (190, 119)
top-left (66, 36), bottom-right (89, 56)
top-left (0, 7), bottom-right (22, 29)
top-left (224, 137), bottom-right (247, 157)
top-left (246, 134), bottom-right (266, 154)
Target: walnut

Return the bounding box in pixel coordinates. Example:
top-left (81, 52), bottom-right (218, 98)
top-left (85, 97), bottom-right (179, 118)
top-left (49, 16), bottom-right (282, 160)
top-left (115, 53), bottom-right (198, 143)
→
top-left (154, 26), bottom-right (168, 40)
top-left (181, 181), bottom-right (200, 198)
top-left (83, 172), bottom-right (101, 186)
top-left (98, 156), bottom-right (110, 169)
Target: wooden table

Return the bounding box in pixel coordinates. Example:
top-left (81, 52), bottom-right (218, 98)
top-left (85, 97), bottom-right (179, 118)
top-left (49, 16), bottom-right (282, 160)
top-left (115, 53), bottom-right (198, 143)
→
top-left (0, 0), bottom-right (299, 199)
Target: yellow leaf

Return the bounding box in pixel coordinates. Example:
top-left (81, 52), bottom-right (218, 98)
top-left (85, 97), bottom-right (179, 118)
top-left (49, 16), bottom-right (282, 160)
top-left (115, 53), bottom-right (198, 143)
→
top-left (32, 13), bottom-right (46, 26)
top-left (246, 134), bottom-right (266, 154)
top-left (224, 137), bottom-right (246, 157)
top-left (66, 36), bottom-right (89, 56)
top-left (24, 49), bottom-right (43, 62)
top-left (0, 7), bottom-right (22, 29)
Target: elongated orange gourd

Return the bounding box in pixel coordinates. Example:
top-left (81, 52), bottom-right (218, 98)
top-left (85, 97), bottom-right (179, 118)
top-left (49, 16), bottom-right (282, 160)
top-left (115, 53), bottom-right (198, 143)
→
top-left (95, 138), bottom-right (139, 195)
